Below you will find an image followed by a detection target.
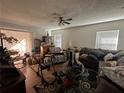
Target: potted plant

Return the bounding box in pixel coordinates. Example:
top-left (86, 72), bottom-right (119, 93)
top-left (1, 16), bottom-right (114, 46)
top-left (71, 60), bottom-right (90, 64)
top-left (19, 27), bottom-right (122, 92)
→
top-left (0, 31), bottom-right (18, 65)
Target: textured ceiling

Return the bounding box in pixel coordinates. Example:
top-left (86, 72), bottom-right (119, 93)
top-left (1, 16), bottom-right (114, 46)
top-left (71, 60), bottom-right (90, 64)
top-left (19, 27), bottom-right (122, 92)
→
top-left (0, 0), bottom-right (124, 31)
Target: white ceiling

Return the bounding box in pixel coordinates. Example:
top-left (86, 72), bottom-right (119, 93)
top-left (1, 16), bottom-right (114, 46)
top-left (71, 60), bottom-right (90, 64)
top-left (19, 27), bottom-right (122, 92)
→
top-left (0, 0), bottom-right (124, 31)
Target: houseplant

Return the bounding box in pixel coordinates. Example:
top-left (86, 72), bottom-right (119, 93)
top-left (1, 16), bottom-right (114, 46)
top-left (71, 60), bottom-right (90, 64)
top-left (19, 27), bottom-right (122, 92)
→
top-left (0, 31), bottom-right (18, 65)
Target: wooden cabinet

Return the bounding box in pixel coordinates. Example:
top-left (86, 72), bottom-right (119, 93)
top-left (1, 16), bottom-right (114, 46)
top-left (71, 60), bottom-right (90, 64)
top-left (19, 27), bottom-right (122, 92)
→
top-left (0, 66), bottom-right (26, 93)
top-left (34, 39), bottom-right (41, 48)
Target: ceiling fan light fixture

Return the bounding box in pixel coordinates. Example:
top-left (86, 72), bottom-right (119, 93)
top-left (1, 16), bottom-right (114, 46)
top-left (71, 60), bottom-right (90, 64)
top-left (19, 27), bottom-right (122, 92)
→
top-left (52, 13), bottom-right (72, 26)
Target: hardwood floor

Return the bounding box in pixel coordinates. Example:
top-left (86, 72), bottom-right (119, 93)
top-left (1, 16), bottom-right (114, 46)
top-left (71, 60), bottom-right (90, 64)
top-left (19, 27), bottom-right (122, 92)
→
top-left (20, 65), bottom-right (40, 93)
top-left (19, 64), bottom-right (63, 93)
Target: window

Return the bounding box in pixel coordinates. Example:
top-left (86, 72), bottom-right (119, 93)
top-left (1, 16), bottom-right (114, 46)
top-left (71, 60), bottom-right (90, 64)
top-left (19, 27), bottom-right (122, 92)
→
top-left (10, 39), bottom-right (27, 56)
top-left (95, 30), bottom-right (119, 50)
top-left (54, 34), bottom-right (62, 48)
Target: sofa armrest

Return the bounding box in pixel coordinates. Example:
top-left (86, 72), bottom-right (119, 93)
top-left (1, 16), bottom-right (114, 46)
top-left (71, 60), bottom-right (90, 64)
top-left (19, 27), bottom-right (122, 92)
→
top-left (95, 77), bottom-right (124, 93)
top-left (79, 56), bottom-right (99, 72)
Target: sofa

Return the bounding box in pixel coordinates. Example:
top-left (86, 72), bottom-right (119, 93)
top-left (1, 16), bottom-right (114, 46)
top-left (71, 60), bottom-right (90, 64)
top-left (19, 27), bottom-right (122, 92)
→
top-left (78, 47), bottom-right (124, 71)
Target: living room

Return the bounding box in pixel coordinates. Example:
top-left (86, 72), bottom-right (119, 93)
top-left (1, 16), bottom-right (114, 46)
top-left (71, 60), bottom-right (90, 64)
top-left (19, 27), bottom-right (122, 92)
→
top-left (0, 0), bottom-right (124, 93)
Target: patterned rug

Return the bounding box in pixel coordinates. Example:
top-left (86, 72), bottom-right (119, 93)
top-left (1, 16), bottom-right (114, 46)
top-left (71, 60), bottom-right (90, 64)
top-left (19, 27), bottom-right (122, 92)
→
top-left (33, 67), bottom-right (97, 93)
top-left (33, 82), bottom-right (84, 93)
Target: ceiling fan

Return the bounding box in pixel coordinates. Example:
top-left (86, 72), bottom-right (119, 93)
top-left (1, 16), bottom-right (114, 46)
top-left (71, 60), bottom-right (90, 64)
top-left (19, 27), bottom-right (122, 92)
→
top-left (52, 13), bottom-right (72, 26)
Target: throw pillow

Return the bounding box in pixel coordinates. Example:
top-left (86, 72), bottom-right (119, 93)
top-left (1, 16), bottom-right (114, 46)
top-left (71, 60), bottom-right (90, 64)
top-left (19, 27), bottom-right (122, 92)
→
top-left (104, 53), bottom-right (114, 61)
top-left (87, 54), bottom-right (98, 61)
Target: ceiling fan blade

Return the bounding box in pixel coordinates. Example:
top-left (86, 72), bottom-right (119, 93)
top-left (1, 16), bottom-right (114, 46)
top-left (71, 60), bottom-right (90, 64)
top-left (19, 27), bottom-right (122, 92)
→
top-left (58, 22), bottom-right (61, 26)
top-left (63, 21), bottom-right (70, 24)
top-left (121, 6), bottom-right (124, 9)
top-left (62, 22), bottom-right (65, 25)
top-left (65, 18), bottom-right (72, 21)
top-left (58, 21), bottom-right (64, 26)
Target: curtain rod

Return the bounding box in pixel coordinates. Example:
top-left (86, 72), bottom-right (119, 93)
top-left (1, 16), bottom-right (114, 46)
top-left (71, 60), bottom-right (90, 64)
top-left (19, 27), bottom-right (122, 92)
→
top-left (0, 27), bottom-right (30, 33)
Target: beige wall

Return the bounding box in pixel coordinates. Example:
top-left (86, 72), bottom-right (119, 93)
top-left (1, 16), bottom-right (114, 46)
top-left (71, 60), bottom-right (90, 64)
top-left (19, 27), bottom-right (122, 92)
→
top-left (52, 19), bottom-right (124, 50)
top-left (32, 30), bottom-right (46, 39)
top-left (31, 30), bottom-right (48, 48)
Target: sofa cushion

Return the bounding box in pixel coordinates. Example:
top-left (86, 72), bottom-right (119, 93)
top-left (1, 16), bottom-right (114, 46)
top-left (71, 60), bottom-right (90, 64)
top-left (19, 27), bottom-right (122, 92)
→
top-left (114, 51), bottom-right (124, 60)
top-left (104, 53), bottom-right (114, 61)
top-left (89, 49), bottom-right (106, 60)
top-left (87, 54), bottom-right (98, 62)
top-left (100, 49), bottom-right (120, 55)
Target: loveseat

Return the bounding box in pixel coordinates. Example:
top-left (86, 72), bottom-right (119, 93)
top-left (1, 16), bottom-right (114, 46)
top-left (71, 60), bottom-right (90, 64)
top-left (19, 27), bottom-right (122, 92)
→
top-left (78, 47), bottom-right (124, 71)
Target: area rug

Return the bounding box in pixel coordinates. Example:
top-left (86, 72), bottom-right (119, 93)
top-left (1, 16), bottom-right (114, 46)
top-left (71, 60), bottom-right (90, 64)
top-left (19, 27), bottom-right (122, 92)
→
top-left (33, 83), bottom-right (83, 93)
top-left (33, 83), bottom-right (45, 93)
top-left (33, 69), bottom-right (97, 93)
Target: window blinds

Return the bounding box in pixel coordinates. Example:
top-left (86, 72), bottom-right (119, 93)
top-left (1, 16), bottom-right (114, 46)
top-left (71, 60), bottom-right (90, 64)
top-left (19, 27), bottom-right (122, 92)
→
top-left (95, 30), bottom-right (119, 50)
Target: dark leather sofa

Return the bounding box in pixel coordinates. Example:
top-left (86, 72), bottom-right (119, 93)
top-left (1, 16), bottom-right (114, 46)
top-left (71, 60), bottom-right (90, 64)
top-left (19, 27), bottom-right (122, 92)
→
top-left (78, 47), bottom-right (123, 71)
top-left (78, 47), bottom-right (124, 93)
